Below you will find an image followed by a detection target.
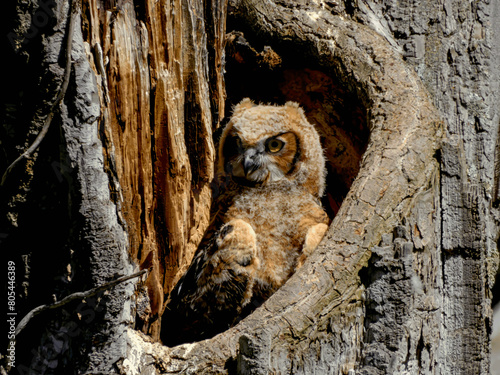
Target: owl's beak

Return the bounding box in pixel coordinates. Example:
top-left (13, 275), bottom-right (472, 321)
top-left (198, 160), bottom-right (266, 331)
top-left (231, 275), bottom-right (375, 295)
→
top-left (242, 148), bottom-right (262, 177)
top-left (243, 156), bottom-right (259, 176)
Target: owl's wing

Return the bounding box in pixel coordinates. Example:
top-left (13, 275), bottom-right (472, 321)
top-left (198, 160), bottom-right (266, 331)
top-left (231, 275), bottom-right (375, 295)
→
top-left (161, 219), bottom-right (258, 346)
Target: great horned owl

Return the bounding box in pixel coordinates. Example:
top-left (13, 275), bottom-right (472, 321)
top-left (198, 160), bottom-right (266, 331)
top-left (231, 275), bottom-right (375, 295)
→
top-left (162, 99), bottom-right (329, 346)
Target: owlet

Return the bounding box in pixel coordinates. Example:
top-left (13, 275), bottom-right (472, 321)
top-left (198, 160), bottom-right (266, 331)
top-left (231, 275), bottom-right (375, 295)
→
top-left (162, 98), bottom-right (329, 346)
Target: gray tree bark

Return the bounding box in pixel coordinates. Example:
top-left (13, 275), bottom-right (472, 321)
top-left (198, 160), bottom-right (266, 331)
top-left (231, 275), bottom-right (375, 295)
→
top-left (1, 0), bottom-right (498, 374)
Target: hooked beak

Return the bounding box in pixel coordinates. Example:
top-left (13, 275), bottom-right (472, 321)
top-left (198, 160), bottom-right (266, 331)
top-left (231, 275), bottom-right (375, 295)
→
top-left (242, 150), bottom-right (261, 176)
top-left (243, 156), bottom-right (259, 176)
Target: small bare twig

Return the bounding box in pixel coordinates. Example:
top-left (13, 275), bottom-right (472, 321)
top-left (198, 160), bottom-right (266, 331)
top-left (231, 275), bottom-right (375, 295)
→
top-left (1, 0), bottom-right (78, 187)
top-left (15, 269), bottom-right (148, 337)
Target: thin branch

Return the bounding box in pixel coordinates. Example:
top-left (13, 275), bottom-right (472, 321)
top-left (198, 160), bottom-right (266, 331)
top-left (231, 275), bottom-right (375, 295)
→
top-left (1, 0), bottom-right (78, 187)
top-left (15, 269), bottom-right (148, 337)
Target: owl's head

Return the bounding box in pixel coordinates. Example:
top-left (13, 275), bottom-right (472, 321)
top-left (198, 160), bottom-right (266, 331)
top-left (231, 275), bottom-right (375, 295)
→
top-left (218, 99), bottom-right (326, 198)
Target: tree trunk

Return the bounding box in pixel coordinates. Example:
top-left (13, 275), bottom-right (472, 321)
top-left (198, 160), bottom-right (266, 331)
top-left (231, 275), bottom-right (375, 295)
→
top-left (1, 0), bottom-right (498, 374)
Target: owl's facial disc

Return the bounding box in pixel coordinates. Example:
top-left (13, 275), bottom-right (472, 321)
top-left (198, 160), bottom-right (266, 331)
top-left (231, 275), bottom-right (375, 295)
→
top-left (223, 131), bottom-right (300, 185)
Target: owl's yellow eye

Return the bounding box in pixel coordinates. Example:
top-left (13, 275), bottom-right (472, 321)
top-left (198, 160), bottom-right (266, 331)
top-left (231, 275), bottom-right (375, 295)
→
top-left (266, 139), bottom-right (284, 153)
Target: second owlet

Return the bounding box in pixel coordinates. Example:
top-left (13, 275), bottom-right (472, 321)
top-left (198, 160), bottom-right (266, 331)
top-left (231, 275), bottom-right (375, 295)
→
top-left (162, 99), bottom-right (329, 346)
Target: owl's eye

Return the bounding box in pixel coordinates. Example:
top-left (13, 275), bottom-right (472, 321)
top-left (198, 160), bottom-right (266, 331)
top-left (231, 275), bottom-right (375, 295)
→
top-left (266, 139), bottom-right (284, 153)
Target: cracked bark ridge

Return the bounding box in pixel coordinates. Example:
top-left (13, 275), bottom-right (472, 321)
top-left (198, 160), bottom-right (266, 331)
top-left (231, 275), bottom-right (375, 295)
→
top-left (2, 1), bottom-right (136, 373)
top-left (348, 1), bottom-right (500, 373)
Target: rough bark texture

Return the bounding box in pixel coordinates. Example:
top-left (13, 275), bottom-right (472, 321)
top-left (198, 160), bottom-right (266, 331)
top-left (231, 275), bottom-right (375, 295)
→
top-left (1, 0), bottom-right (498, 374)
top-left (350, 1), bottom-right (500, 373)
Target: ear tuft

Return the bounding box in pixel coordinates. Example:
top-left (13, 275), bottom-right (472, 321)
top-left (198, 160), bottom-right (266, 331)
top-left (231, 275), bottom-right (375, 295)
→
top-left (232, 98), bottom-right (255, 115)
top-left (284, 101), bottom-right (300, 109)
top-left (285, 101), bottom-right (306, 118)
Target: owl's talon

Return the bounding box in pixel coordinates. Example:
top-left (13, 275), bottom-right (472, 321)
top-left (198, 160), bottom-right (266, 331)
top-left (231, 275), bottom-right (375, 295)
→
top-left (217, 248), bottom-right (257, 272)
top-left (213, 219), bottom-right (258, 274)
top-left (237, 253), bottom-right (253, 267)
